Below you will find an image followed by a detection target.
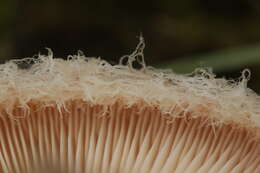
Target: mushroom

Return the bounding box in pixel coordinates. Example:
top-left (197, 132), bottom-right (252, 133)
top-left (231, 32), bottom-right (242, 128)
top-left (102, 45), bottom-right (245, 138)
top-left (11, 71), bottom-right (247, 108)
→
top-left (0, 46), bottom-right (259, 173)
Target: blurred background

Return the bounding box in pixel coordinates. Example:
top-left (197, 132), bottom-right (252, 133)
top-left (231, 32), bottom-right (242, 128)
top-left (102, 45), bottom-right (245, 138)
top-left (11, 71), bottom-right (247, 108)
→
top-left (1, 0), bottom-right (260, 92)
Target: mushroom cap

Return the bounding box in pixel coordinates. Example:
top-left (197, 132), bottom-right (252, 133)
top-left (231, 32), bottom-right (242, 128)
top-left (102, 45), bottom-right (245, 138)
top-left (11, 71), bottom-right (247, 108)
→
top-left (0, 46), bottom-right (259, 173)
top-left (0, 51), bottom-right (259, 137)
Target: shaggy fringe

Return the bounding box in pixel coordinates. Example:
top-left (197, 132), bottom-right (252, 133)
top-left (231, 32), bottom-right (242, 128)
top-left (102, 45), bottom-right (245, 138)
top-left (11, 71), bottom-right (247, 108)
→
top-left (0, 38), bottom-right (259, 137)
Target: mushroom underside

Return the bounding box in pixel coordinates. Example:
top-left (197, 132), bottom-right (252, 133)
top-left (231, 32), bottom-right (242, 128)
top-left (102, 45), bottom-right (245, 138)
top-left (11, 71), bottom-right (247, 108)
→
top-left (0, 101), bottom-right (259, 173)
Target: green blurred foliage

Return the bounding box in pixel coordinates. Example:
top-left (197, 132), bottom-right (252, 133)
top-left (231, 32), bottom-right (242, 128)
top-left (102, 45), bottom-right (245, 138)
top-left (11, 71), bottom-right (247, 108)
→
top-left (0, 0), bottom-right (12, 30)
top-left (159, 44), bottom-right (260, 73)
top-left (0, 0), bottom-right (14, 58)
top-left (1, 0), bottom-right (260, 92)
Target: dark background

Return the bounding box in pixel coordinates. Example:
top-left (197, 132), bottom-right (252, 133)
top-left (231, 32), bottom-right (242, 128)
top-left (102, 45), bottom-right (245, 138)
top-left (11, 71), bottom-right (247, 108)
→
top-left (1, 0), bottom-right (260, 92)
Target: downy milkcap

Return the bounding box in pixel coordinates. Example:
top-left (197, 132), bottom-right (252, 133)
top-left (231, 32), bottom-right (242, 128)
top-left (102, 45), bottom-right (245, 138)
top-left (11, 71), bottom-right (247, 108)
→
top-left (0, 41), bottom-right (259, 173)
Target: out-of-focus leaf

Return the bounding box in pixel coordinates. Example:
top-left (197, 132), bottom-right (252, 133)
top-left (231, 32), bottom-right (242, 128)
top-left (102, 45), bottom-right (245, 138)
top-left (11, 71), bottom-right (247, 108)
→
top-left (158, 44), bottom-right (260, 73)
top-left (0, 0), bottom-right (13, 28)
